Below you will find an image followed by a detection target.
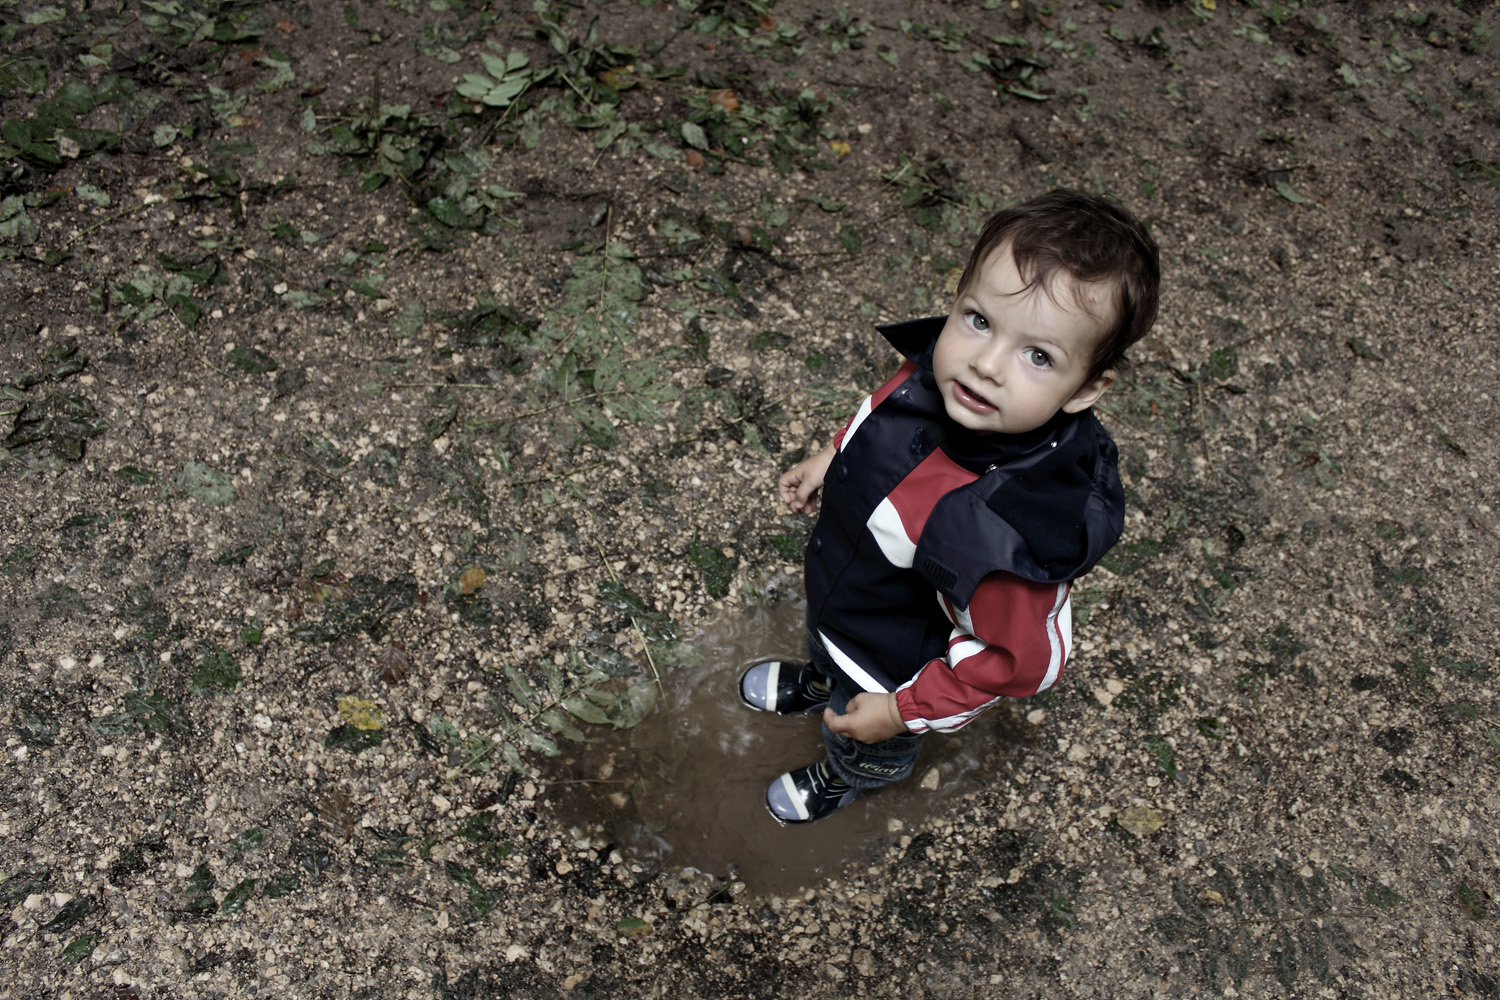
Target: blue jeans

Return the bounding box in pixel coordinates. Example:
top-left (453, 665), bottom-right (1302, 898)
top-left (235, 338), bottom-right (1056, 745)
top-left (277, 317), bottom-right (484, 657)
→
top-left (807, 627), bottom-right (925, 791)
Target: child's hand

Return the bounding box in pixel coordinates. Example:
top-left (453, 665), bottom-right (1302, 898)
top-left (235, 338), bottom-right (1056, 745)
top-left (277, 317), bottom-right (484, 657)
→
top-left (778, 443), bottom-right (836, 515)
top-left (824, 693), bottom-right (908, 745)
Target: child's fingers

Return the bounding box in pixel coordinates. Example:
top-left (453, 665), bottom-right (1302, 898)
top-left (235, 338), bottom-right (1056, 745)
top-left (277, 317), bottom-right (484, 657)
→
top-left (793, 481), bottom-right (820, 512)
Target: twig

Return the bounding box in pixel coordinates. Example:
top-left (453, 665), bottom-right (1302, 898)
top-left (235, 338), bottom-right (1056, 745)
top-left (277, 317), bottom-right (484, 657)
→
top-left (1195, 380), bottom-right (1214, 474)
top-left (154, 311), bottom-right (235, 380)
top-left (59, 198), bottom-right (161, 251)
top-left (1228, 908), bottom-right (1381, 928)
top-left (383, 385), bottom-right (633, 423)
top-left (513, 460), bottom-right (603, 488)
top-left (595, 540), bottom-right (664, 697)
top-left (507, 389), bottom-right (629, 421)
top-left (273, 449), bottom-right (343, 483)
top-left (386, 382), bottom-right (497, 390)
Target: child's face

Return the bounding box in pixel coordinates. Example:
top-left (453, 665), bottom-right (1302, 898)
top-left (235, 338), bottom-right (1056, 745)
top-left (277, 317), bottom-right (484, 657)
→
top-left (932, 244), bottom-right (1117, 435)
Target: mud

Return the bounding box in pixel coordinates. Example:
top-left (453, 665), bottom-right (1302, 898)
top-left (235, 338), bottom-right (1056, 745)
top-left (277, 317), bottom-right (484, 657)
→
top-left (545, 597), bottom-right (1017, 896)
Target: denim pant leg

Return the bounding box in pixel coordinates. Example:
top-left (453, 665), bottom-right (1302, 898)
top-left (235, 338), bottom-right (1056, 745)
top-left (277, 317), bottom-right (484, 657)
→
top-left (806, 629), bottom-right (924, 791)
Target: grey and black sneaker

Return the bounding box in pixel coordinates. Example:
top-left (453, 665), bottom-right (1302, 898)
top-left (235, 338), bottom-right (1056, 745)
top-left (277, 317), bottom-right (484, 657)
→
top-left (738, 659), bottom-right (833, 714)
top-left (766, 760), bottom-right (858, 824)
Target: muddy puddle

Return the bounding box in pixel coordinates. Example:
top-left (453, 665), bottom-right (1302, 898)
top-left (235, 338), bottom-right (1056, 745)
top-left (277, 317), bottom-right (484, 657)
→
top-left (543, 597), bottom-right (1025, 896)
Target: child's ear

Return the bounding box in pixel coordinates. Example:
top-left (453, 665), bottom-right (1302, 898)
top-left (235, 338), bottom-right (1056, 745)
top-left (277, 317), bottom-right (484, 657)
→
top-left (1061, 369), bottom-right (1117, 413)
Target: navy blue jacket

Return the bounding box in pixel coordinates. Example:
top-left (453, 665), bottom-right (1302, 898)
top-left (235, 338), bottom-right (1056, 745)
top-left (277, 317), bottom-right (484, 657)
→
top-left (805, 317), bottom-right (1126, 697)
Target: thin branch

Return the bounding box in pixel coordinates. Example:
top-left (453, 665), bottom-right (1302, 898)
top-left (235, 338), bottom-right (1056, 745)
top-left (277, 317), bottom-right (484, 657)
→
top-left (383, 385), bottom-right (635, 426)
top-left (595, 541), bottom-right (664, 697)
top-left (1227, 908), bottom-right (1382, 928)
top-left (513, 460), bottom-right (603, 488)
top-left (155, 311), bottom-right (235, 380)
top-left (273, 449), bottom-right (344, 483)
top-left (59, 198), bottom-right (162, 251)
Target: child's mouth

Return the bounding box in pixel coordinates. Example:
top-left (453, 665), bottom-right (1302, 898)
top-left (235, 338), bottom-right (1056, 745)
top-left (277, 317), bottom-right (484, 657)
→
top-left (952, 381), bottom-right (997, 414)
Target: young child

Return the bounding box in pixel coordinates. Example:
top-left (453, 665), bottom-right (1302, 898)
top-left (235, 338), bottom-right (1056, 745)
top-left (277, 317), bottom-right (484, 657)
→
top-left (740, 189), bottom-right (1160, 823)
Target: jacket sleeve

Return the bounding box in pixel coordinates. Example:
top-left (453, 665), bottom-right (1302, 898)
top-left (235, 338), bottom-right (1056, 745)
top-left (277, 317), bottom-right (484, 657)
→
top-left (893, 572), bottom-right (1072, 734)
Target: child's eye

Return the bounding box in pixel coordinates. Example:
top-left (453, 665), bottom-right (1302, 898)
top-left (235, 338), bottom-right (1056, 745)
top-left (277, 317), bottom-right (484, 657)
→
top-left (966, 311), bottom-right (989, 331)
top-left (1024, 348), bottom-right (1053, 368)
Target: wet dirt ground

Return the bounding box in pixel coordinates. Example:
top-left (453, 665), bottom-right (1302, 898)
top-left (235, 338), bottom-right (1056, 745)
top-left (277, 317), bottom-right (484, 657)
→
top-left (2, 1), bottom-right (1498, 997)
top-left (545, 596), bottom-right (1017, 897)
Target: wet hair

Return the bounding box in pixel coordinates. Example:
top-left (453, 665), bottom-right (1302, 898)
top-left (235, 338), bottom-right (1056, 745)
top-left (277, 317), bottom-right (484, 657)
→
top-left (957, 189), bottom-right (1160, 381)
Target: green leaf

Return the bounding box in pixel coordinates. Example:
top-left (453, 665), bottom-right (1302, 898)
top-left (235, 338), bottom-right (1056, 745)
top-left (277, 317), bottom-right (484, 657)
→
top-left (1273, 179), bottom-right (1309, 204)
top-left (42, 896), bottom-right (96, 934)
top-left (0, 196), bottom-right (38, 245)
top-left (538, 707), bottom-right (586, 743)
top-left (801, 193), bottom-right (845, 212)
top-left (177, 462), bottom-right (235, 506)
top-left (393, 299), bottom-right (425, 338)
top-left (75, 184), bottom-right (111, 207)
top-left (561, 692), bottom-right (612, 726)
top-left (481, 76), bottom-right (530, 107)
top-left (220, 879), bottom-right (255, 914)
top-left (228, 827), bottom-right (265, 855)
top-left (571, 402), bottom-right (617, 448)
top-left (593, 348), bottom-right (623, 394)
top-left (191, 647), bottom-right (241, 692)
top-left (60, 932), bottom-right (100, 966)
top-left (680, 121), bottom-right (709, 150)
top-left (115, 465), bottom-right (155, 485)
top-left (610, 681), bottom-right (658, 730)
top-left (257, 56), bottom-right (295, 92)
top-left (504, 665), bottom-right (539, 707)
top-left (165, 289), bottom-right (202, 327)
top-left (516, 727), bottom-right (559, 756)
top-left (617, 915), bottom-right (652, 937)
top-left (227, 345), bottom-right (277, 374)
top-left (838, 225), bottom-right (862, 255)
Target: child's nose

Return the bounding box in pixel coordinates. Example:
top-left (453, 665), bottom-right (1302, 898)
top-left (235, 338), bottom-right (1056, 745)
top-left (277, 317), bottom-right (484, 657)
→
top-left (971, 347), bottom-right (1006, 384)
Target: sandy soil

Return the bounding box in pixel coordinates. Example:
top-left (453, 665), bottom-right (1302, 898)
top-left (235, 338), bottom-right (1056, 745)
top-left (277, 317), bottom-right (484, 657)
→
top-left (1, 1), bottom-right (1497, 997)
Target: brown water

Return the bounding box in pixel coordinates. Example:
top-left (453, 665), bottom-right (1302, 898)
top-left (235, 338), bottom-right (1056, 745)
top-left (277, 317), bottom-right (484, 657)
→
top-left (542, 597), bottom-right (1022, 896)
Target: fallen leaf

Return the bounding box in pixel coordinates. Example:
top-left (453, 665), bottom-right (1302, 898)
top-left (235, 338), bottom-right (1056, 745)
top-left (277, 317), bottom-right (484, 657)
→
top-left (830, 140), bottom-right (851, 156)
top-left (757, 13), bottom-right (777, 30)
top-left (1116, 806), bottom-right (1165, 838)
top-left (598, 65), bottom-right (637, 90)
top-left (685, 149), bottom-right (704, 171)
top-left (337, 696), bottom-right (385, 731)
top-left (710, 89), bottom-right (739, 111)
top-left (617, 916), bottom-right (653, 938)
top-left (276, 18), bottom-right (295, 32)
top-left (1273, 179), bottom-right (1309, 204)
top-left (376, 643), bottom-right (411, 685)
top-left (458, 566), bottom-right (486, 595)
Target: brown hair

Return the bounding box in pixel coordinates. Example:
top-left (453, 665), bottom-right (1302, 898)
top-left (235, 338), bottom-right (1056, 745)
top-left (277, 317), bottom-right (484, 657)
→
top-left (957, 189), bottom-right (1160, 380)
